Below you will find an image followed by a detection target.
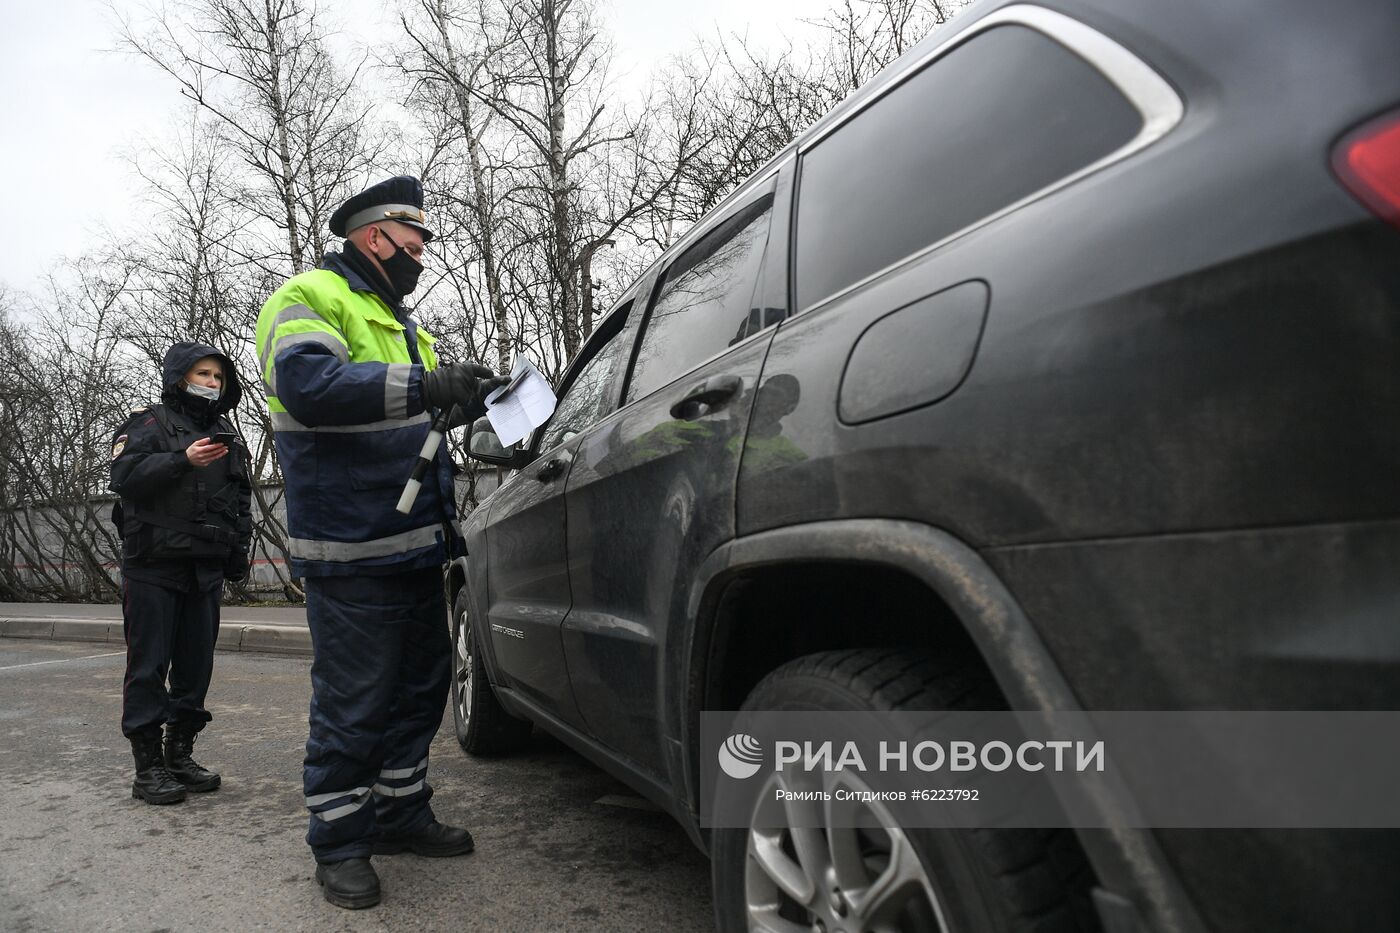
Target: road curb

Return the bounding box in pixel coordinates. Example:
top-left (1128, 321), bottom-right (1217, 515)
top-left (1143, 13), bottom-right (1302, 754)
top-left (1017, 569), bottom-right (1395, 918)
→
top-left (230, 623), bottom-right (312, 655)
top-left (0, 616), bottom-right (311, 657)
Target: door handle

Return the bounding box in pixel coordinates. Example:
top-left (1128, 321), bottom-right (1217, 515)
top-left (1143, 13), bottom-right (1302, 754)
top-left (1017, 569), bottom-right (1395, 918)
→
top-left (669, 374), bottom-right (743, 420)
top-left (535, 457), bottom-right (568, 483)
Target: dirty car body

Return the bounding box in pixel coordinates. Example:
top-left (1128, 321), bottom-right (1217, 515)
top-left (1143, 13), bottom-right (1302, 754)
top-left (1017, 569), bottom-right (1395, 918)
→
top-left (448, 0), bottom-right (1400, 930)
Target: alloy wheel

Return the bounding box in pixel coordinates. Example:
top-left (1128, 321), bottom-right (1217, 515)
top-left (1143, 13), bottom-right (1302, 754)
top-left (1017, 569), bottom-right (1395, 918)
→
top-left (745, 769), bottom-right (948, 933)
top-left (455, 609), bottom-right (474, 727)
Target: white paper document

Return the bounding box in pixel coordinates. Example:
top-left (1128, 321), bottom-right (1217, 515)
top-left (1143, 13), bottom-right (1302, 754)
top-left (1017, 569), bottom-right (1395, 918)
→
top-left (484, 356), bottom-right (557, 447)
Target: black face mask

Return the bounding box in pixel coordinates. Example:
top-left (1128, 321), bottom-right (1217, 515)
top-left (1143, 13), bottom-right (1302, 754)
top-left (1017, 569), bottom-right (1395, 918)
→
top-left (377, 228), bottom-right (423, 297)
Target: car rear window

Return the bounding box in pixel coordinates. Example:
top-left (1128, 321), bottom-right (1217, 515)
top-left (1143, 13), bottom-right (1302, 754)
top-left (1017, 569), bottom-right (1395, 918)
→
top-left (795, 24), bottom-right (1143, 311)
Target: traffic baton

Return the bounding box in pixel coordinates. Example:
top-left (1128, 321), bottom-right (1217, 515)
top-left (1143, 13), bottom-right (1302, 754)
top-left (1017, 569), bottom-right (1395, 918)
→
top-left (396, 404), bottom-right (458, 514)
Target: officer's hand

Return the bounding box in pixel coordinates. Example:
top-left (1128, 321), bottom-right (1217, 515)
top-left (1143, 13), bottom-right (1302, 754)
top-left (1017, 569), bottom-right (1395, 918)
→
top-left (224, 550), bottom-right (250, 584)
top-left (421, 362), bottom-right (510, 421)
top-left (186, 437), bottom-right (228, 468)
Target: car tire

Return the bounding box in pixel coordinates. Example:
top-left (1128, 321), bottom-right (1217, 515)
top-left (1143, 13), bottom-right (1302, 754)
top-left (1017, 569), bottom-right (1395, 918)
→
top-left (451, 585), bottom-right (532, 755)
top-left (712, 648), bottom-right (1098, 933)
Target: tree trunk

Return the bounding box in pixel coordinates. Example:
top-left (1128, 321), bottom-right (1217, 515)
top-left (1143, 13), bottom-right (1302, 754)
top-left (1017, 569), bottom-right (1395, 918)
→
top-left (544, 0), bottom-right (579, 360)
top-left (263, 0), bottom-right (305, 270)
top-left (432, 0), bottom-right (512, 371)
top-left (578, 238), bottom-right (612, 340)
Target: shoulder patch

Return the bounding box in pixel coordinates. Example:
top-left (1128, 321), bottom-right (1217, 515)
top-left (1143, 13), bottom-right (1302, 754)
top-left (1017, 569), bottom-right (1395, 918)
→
top-left (112, 435), bottom-right (128, 460)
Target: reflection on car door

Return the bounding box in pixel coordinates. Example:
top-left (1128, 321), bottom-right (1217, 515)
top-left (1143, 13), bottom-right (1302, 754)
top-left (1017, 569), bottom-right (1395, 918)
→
top-left (484, 308), bottom-right (636, 729)
top-left (561, 169), bottom-right (792, 781)
top-left (483, 442), bottom-right (583, 726)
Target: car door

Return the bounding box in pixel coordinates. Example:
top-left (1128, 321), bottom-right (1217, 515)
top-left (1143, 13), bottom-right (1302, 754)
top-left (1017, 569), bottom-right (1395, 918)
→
top-left (483, 304), bottom-right (636, 728)
top-left (560, 166), bottom-right (793, 781)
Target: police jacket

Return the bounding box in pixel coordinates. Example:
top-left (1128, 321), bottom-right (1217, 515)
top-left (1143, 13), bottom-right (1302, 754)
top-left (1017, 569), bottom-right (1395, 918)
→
top-left (255, 246), bottom-right (462, 578)
top-left (110, 343), bottom-right (253, 591)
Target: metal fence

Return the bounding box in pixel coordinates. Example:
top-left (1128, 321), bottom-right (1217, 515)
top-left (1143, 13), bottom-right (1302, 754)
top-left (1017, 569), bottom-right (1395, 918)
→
top-left (1, 470), bottom-right (500, 601)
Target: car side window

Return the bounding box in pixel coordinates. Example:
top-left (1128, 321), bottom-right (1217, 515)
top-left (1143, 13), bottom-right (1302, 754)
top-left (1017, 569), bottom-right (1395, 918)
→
top-left (795, 24), bottom-right (1144, 311)
top-left (540, 302), bottom-right (633, 451)
top-left (625, 192), bottom-right (775, 404)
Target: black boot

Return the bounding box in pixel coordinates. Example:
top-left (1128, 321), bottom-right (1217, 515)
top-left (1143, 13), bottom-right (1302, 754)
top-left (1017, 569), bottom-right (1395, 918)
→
top-left (130, 730), bottom-right (186, 805)
top-left (373, 819), bottom-right (475, 857)
top-left (315, 858), bottom-right (381, 909)
top-left (164, 724), bottom-right (221, 792)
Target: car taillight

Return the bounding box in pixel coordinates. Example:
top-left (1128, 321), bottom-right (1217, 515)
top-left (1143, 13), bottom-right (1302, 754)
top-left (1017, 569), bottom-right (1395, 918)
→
top-left (1333, 109), bottom-right (1400, 230)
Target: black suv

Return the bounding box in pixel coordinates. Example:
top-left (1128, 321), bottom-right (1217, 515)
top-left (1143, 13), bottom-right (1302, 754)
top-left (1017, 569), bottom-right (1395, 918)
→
top-left (448, 0), bottom-right (1400, 929)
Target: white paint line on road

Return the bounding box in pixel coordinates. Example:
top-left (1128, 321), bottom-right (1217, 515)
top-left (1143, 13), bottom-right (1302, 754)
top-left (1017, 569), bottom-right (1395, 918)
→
top-left (0, 650), bottom-right (125, 672)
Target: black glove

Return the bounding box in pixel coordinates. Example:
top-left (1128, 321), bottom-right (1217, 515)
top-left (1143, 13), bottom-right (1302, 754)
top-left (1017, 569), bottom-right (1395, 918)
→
top-left (224, 550), bottom-right (250, 584)
top-left (421, 362), bottom-right (510, 421)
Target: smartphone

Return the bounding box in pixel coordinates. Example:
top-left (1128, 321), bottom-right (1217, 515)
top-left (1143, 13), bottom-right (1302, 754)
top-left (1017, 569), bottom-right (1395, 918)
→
top-left (212, 432), bottom-right (239, 447)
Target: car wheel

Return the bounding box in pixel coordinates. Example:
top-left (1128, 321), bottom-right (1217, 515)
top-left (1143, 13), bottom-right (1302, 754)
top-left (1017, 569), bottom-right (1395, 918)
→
top-left (451, 584), bottom-right (532, 755)
top-left (712, 649), bottom-right (1097, 933)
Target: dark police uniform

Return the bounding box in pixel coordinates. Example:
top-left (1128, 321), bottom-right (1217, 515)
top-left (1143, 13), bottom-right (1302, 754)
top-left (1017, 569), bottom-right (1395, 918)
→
top-left (110, 342), bottom-right (252, 803)
top-left (255, 177), bottom-right (482, 890)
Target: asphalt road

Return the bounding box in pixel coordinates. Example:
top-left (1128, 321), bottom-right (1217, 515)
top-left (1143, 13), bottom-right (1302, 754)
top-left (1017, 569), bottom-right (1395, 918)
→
top-left (0, 640), bottom-right (713, 932)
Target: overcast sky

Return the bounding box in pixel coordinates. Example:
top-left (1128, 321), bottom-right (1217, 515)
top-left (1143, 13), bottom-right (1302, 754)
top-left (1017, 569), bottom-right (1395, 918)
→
top-left (0, 0), bottom-right (822, 299)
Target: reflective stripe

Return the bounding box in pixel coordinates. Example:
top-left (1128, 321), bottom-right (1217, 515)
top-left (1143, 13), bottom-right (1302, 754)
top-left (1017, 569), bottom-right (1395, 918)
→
top-left (269, 411), bottom-right (431, 434)
top-left (372, 778), bottom-right (425, 797)
top-left (265, 329), bottom-right (348, 371)
top-left (307, 786), bottom-right (372, 821)
top-left (306, 786), bottom-right (371, 808)
top-left (385, 363), bottom-right (412, 420)
top-left (379, 757), bottom-right (428, 780)
top-left (265, 330), bottom-right (350, 395)
top-left (288, 524), bottom-right (441, 562)
top-left (268, 302), bottom-right (327, 329)
top-left (260, 304), bottom-right (330, 363)
top-left (317, 799), bottom-right (370, 821)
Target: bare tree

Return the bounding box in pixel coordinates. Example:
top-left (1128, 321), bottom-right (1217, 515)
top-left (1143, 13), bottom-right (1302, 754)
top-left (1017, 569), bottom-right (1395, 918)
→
top-left (115, 0), bottom-right (386, 275)
top-left (657, 37), bottom-right (832, 228)
top-left (112, 113), bottom-right (303, 598)
top-left (114, 0), bottom-right (400, 599)
top-left (472, 0), bottom-right (697, 361)
top-left (0, 268), bottom-right (145, 601)
top-left (393, 0), bottom-right (716, 386)
top-left (811, 0), bottom-right (960, 94)
top-left (2, 0), bottom-right (974, 604)
top-left (397, 0), bottom-right (522, 372)
top-left (0, 292), bottom-right (30, 599)
top-left (662, 0), bottom-right (967, 225)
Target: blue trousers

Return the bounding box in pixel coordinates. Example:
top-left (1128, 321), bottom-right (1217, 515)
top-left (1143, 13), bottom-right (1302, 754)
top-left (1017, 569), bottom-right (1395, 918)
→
top-left (302, 566), bottom-right (451, 863)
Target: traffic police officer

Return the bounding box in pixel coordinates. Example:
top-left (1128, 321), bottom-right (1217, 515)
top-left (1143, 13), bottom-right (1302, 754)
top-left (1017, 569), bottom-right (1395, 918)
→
top-left (256, 176), bottom-right (506, 910)
top-left (110, 342), bottom-right (252, 805)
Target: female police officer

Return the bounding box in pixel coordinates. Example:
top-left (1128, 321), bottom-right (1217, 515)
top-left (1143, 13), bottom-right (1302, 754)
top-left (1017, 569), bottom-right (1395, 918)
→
top-left (109, 342), bottom-right (253, 804)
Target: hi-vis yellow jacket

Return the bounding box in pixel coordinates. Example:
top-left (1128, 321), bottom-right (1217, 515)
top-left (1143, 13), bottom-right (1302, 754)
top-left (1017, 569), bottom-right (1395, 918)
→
top-left (255, 252), bottom-right (460, 577)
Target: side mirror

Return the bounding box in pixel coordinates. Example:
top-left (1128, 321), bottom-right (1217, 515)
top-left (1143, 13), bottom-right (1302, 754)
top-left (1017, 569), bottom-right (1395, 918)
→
top-left (466, 416), bottom-right (532, 468)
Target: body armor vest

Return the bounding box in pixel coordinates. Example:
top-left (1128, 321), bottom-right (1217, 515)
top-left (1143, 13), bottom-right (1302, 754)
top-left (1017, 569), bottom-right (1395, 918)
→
top-left (120, 405), bottom-right (246, 561)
